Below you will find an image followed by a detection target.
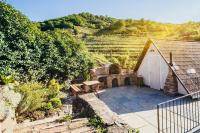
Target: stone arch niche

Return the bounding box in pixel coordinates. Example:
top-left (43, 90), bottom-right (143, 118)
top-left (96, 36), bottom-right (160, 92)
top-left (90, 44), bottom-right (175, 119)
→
top-left (124, 77), bottom-right (131, 86)
top-left (109, 64), bottom-right (121, 75)
top-left (98, 76), bottom-right (107, 89)
top-left (112, 78), bottom-right (119, 87)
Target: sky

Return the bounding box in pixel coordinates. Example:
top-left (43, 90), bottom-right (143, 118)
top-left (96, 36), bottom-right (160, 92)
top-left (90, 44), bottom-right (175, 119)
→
top-left (5, 0), bottom-right (200, 23)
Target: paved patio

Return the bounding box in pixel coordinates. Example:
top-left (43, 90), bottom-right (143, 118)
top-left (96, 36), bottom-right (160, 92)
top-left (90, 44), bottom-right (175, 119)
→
top-left (98, 86), bottom-right (177, 133)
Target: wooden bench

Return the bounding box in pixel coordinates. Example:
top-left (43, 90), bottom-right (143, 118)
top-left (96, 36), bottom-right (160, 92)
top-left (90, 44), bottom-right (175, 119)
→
top-left (70, 84), bottom-right (81, 96)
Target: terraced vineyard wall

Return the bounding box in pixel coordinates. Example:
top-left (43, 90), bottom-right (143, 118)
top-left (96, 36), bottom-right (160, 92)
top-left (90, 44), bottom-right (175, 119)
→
top-left (85, 35), bottom-right (147, 67)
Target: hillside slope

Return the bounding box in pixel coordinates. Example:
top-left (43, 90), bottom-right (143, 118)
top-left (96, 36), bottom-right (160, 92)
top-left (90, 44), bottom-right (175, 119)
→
top-left (38, 13), bottom-right (200, 68)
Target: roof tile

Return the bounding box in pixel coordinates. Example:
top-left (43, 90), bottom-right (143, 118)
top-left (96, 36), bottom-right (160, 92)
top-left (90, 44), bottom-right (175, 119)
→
top-left (155, 41), bottom-right (200, 93)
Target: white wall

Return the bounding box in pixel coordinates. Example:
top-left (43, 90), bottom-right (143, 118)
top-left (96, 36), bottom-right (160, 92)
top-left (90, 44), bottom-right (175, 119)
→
top-left (137, 48), bottom-right (151, 86)
top-left (160, 56), bottom-right (169, 89)
top-left (137, 44), bottom-right (188, 95)
top-left (177, 79), bottom-right (188, 95)
top-left (137, 45), bottom-right (169, 90)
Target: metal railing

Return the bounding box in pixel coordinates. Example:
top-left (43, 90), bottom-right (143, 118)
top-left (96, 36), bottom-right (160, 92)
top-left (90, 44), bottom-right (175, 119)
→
top-left (157, 91), bottom-right (200, 133)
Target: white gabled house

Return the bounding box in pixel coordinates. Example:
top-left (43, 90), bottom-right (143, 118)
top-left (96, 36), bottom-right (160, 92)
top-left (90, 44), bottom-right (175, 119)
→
top-left (134, 40), bottom-right (200, 95)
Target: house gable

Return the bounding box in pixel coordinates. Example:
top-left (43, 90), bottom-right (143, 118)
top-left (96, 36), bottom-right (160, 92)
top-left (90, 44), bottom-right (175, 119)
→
top-left (137, 43), bottom-right (169, 90)
top-left (135, 40), bottom-right (190, 95)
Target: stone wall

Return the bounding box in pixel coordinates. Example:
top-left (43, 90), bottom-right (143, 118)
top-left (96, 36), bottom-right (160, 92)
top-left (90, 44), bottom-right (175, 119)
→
top-left (90, 66), bottom-right (108, 79)
top-left (131, 73), bottom-right (137, 85)
top-left (78, 93), bottom-right (134, 133)
top-left (107, 74), bottom-right (121, 88)
top-left (164, 68), bottom-right (178, 96)
top-left (0, 113), bottom-right (16, 133)
top-left (90, 64), bottom-right (137, 89)
top-left (0, 84), bottom-right (21, 133)
top-left (106, 74), bottom-right (135, 88)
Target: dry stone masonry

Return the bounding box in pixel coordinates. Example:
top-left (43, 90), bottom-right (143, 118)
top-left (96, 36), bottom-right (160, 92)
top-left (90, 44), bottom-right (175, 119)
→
top-left (90, 63), bottom-right (135, 89)
top-left (0, 85), bottom-right (21, 133)
top-left (164, 68), bottom-right (178, 96)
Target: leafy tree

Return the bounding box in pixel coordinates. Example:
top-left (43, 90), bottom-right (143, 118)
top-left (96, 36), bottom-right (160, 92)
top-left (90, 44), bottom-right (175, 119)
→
top-left (110, 57), bottom-right (119, 64)
top-left (39, 30), bottom-right (93, 81)
top-left (0, 2), bottom-right (43, 80)
top-left (67, 15), bottom-right (85, 26)
top-left (38, 12), bottom-right (116, 31)
top-left (0, 2), bottom-right (94, 82)
top-left (109, 20), bottom-right (125, 30)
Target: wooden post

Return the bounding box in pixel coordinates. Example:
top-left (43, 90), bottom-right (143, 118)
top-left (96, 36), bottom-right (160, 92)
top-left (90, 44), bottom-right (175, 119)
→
top-left (170, 52), bottom-right (173, 66)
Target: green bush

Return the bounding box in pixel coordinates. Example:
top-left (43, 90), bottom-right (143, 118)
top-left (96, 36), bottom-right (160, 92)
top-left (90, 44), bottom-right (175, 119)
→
top-left (92, 53), bottom-right (109, 67)
top-left (58, 114), bottom-right (72, 123)
top-left (109, 20), bottom-right (125, 30)
top-left (48, 79), bottom-right (61, 92)
top-left (47, 79), bottom-right (61, 99)
top-left (61, 80), bottom-right (71, 91)
top-left (0, 2), bottom-right (94, 82)
top-left (50, 98), bottom-right (62, 108)
top-left (128, 129), bottom-right (140, 133)
top-left (42, 102), bottom-right (53, 111)
top-left (15, 82), bottom-right (48, 115)
top-left (0, 75), bottom-right (15, 85)
top-left (88, 115), bottom-right (107, 133)
top-left (109, 57), bottom-right (120, 65)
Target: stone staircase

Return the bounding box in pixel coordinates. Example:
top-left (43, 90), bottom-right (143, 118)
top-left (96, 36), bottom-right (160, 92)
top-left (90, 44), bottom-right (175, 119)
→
top-left (164, 68), bottom-right (178, 96)
top-left (14, 118), bottom-right (95, 133)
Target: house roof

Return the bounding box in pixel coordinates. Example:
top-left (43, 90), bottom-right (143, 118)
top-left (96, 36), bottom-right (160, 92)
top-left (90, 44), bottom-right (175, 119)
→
top-left (135, 40), bottom-right (200, 94)
top-left (134, 39), bottom-right (153, 72)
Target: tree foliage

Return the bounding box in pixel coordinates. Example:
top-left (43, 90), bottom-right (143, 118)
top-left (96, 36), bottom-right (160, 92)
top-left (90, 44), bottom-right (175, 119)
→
top-left (0, 2), bottom-right (94, 82)
top-left (39, 12), bottom-right (116, 31)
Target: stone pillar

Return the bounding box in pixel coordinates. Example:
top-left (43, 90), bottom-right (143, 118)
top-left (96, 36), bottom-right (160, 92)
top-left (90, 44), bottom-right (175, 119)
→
top-left (107, 76), bottom-right (112, 88)
top-left (164, 68), bottom-right (178, 96)
top-left (131, 73), bottom-right (137, 85)
top-left (119, 76), bottom-right (125, 86)
top-left (90, 69), bottom-right (97, 80)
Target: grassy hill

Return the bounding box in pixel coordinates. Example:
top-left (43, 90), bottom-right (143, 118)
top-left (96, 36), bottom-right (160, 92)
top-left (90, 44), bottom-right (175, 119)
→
top-left (38, 13), bottom-right (200, 69)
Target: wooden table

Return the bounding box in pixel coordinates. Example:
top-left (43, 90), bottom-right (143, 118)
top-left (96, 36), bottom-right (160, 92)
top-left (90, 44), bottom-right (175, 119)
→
top-left (83, 80), bottom-right (100, 93)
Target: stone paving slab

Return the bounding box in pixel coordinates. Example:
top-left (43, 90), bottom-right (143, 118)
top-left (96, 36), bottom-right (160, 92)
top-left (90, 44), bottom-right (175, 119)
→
top-left (98, 86), bottom-right (178, 133)
top-left (79, 86), bottom-right (182, 133)
top-left (19, 86), bottom-right (199, 133)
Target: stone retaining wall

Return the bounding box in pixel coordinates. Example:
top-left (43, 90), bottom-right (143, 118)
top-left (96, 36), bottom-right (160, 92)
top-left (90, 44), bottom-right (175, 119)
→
top-left (164, 68), bottom-right (178, 96)
top-left (0, 84), bottom-right (21, 133)
top-left (77, 93), bottom-right (132, 132)
top-left (0, 113), bottom-right (16, 133)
